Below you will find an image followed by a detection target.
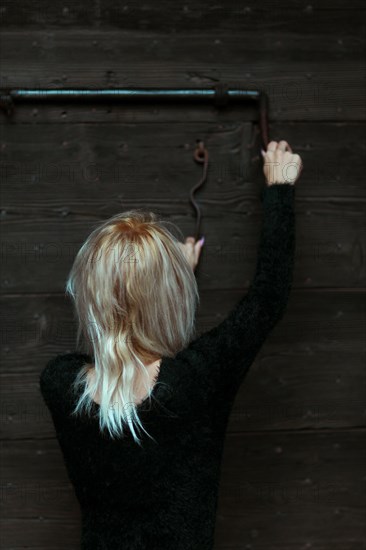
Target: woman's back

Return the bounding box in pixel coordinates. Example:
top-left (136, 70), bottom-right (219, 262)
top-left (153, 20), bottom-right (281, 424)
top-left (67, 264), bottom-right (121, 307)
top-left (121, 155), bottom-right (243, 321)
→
top-left (41, 350), bottom-right (234, 549)
top-left (40, 175), bottom-right (298, 549)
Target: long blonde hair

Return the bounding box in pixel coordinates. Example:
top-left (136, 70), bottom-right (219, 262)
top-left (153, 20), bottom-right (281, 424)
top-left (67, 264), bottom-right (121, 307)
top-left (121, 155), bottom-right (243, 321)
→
top-left (65, 209), bottom-right (200, 445)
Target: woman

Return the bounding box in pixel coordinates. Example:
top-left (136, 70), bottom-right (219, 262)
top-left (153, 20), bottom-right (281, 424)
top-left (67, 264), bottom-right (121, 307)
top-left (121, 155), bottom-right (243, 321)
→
top-left (40, 140), bottom-right (302, 549)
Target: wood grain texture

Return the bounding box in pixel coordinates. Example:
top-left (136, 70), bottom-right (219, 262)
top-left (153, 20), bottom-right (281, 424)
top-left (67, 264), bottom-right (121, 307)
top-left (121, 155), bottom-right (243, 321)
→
top-left (0, 28), bottom-right (364, 120)
top-left (1, 290), bottom-right (365, 438)
top-left (1, 121), bottom-right (365, 293)
top-left (1, 0), bottom-right (365, 30)
top-left (1, 1), bottom-right (365, 548)
top-left (0, 432), bottom-right (365, 548)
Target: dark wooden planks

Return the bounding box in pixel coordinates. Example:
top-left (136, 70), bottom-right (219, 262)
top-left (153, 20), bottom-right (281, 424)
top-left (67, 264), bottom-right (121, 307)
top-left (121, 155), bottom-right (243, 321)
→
top-left (1, 200), bottom-right (365, 293)
top-left (1, 431), bottom-right (365, 548)
top-left (1, 289), bottom-right (365, 438)
top-left (0, 2), bottom-right (365, 549)
top-left (0, 520), bottom-right (80, 550)
top-left (215, 430), bottom-right (366, 549)
top-left (1, 121), bottom-right (365, 293)
top-left (0, 30), bottom-right (364, 121)
top-left (1, 122), bottom-right (365, 198)
top-left (0, 0), bottom-right (365, 33)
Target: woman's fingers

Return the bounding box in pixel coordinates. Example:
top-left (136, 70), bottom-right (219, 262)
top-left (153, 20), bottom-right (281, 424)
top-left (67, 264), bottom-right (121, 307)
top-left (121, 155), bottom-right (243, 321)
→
top-left (267, 141), bottom-right (278, 153)
top-left (277, 140), bottom-right (292, 153)
top-left (194, 238), bottom-right (204, 265)
top-left (265, 140), bottom-right (292, 153)
top-left (262, 140), bottom-right (303, 185)
top-left (180, 237), bottom-right (204, 271)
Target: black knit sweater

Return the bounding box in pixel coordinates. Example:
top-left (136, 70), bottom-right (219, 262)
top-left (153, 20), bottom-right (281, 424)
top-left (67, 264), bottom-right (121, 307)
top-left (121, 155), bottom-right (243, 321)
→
top-left (39, 183), bottom-right (296, 550)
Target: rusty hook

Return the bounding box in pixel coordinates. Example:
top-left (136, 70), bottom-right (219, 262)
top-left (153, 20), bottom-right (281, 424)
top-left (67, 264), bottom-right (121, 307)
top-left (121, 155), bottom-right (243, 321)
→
top-left (193, 140), bottom-right (208, 164)
top-left (190, 140), bottom-right (209, 242)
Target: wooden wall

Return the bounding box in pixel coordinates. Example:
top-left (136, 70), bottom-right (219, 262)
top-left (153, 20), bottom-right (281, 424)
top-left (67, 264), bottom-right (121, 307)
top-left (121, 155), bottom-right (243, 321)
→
top-left (1, 1), bottom-right (365, 548)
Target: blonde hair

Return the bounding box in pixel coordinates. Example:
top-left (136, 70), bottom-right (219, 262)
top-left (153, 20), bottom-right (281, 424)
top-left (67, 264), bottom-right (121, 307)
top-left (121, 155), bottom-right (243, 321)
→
top-left (65, 209), bottom-right (200, 446)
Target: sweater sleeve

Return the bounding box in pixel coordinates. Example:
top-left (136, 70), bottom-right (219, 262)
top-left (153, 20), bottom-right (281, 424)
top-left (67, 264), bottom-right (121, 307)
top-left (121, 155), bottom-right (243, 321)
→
top-left (178, 183), bottom-right (296, 396)
top-left (39, 354), bottom-right (80, 418)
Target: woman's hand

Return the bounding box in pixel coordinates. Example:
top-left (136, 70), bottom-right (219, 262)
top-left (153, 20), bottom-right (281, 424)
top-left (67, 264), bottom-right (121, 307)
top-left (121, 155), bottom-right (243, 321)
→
top-left (261, 140), bottom-right (303, 186)
top-left (178, 237), bottom-right (205, 271)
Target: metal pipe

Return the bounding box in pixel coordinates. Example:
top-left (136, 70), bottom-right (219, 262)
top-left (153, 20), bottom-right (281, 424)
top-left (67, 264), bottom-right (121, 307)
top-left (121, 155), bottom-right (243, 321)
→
top-left (0, 84), bottom-right (269, 148)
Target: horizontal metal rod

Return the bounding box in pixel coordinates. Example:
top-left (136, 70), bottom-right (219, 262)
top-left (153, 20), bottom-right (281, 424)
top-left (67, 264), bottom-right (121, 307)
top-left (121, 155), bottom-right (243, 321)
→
top-left (2, 87), bottom-right (260, 101)
top-left (0, 84), bottom-right (269, 147)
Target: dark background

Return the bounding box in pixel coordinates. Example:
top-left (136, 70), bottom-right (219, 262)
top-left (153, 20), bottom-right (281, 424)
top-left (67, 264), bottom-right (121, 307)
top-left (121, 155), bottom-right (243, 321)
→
top-left (1, 1), bottom-right (365, 548)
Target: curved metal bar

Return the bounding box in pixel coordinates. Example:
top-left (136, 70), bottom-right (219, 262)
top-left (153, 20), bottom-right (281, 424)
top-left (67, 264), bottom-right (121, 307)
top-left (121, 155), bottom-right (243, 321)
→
top-left (190, 141), bottom-right (209, 241)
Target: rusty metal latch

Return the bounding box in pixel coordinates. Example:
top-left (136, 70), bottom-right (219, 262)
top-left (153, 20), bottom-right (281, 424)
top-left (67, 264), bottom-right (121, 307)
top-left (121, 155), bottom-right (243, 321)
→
top-left (190, 140), bottom-right (209, 242)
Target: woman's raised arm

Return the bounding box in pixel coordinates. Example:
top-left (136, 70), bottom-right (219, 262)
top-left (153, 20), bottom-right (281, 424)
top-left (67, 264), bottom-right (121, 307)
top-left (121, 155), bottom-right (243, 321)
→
top-left (176, 141), bottom-right (301, 397)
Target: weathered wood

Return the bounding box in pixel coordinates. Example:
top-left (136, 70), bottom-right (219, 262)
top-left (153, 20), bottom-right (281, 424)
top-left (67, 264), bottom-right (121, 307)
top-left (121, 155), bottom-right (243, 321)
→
top-left (1, 432), bottom-right (365, 548)
top-left (1, 289), bottom-right (365, 438)
top-left (1, 122), bottom-right (364, 197)
top-left (0, 30), bottom-right (364, 120)
top-left (1, 0), bottom-right (365, 30)
top-left (1, 122), bottom-right (365, 294)
top-left (1, 201), bottom-right (365, 293)
top-left (216, 430), bottom-right (366, 548)
top-left (1, 1), bottom-right (365, 548)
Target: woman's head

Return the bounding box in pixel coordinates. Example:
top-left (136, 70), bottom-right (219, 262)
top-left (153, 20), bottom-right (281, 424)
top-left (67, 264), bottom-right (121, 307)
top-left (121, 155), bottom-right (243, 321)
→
top-left (65, 209), bottom-right (200, 445)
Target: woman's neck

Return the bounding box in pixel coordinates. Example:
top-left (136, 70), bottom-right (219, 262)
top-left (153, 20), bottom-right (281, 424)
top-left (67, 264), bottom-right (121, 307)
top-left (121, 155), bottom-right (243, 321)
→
top-left (85, 357), bottom-right (162, 405)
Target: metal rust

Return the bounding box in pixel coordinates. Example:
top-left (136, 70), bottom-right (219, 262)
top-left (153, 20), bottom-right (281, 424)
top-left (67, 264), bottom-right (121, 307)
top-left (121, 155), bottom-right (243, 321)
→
top-left (190, 140), bottom-right (209, 241)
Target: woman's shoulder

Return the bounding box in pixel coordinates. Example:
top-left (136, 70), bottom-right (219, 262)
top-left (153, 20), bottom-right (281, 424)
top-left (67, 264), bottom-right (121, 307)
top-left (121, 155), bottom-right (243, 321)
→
top-left (40, 352), bottom-right (91, 379)
top-left (39, 352), bottom-right (92, 402)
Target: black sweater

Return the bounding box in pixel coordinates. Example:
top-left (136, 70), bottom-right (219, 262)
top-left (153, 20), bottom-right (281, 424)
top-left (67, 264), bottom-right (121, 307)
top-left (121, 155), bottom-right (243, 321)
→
top-left (39, 183), bottom-right (296, 550)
